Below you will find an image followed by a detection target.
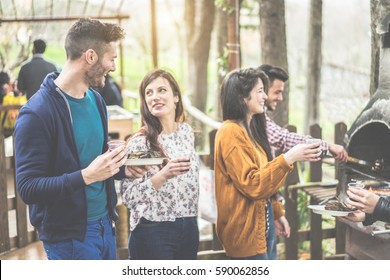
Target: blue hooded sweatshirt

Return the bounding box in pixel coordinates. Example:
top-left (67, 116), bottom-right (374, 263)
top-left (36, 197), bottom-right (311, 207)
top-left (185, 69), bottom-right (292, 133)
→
top-left (14, 72), bottom-right (118, 243)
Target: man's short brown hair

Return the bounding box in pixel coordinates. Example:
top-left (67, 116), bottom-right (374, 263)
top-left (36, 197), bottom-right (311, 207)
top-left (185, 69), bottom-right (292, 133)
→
top-left (65, 18), bottom-right (125, 60)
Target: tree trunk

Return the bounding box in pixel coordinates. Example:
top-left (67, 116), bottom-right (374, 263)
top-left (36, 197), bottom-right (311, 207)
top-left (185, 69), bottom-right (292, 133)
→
top-left (304, 0), bottom-right (322, 134)
top-left (150, 0), bottom-right (158, 68)
top-left (370, 0), bottom-right (390, 97)
top-left (259, 0), bottom-right (289, 127)
top-left (185, 0), bottom-right (215, 113)
top-left (185, 0), bottom-right (215, 149)
top-left (215, 5), bottom-right (228, 121)
top-left (227, 0), bottom-right (241, 71)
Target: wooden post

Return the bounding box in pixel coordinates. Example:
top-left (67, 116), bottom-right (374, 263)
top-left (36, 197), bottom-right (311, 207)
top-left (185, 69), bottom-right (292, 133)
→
top-left (13, 138), bottom-right (28, 248)
top-left (284, 125), bottom-right (300, 260)
top-left (115, 201), bottom-right (129, 260)
top-left (0, 132), bottom-right (11, 253)
top-left (309, 124), bottom-right (323, 260)
top-left (150, 0), bottom-right (158, 68)
top-left (335, 122), bottom-right (347, 255)
top-left (118, 19), bottom-right (125, 90)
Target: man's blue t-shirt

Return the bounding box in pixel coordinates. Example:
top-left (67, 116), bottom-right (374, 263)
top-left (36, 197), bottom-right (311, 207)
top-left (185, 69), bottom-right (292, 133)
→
top-left (65, 89), bottom-right (107, 221)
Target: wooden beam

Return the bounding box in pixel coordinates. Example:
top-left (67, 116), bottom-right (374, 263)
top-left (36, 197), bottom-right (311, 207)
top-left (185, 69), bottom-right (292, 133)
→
top-left (0, 132), bottom-right (10, 253)
top-left (11, 0), bottom-right (18, 19)
top-left (82, 0), bottom-right (89, 15)
top-left (66, 0), bottom-right (71, 17)
top-left (117, 0), bottom-right (125, 13)
top-left (31, 0), bottom-right (35, 17)
top-left (118, 21), bottom-right (125, 90)
top-left (50, 0), bottom-right (54, 18)
top-left (0, 15), bottom-right (130, 23)
top-left (150, 0), bottom-right (158, 68)
top-left (98, 0), bottom-right (106, 17)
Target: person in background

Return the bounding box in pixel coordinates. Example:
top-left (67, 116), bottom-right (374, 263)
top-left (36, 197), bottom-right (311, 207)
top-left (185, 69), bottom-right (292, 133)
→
top-left (0, 71), bottom-right (11, 104)
top-left (344, 188), bottom-right (390, 224)
top-left (214, 68), bottom-right (323, 259)
top-left (258, 64), bottom-right (348, 161)
top-left (120, 69), bottom-right (200, 260)
top-left (17, 39), bottom-right (57, 99)
top-left (256, 64), bottom-right (349, 258)
top-left (98, 74), bottom-right (123, 107)
top-left (14, 18), bottom-right (126, 260)
top-left (0, 71), bottom-right (27, 136)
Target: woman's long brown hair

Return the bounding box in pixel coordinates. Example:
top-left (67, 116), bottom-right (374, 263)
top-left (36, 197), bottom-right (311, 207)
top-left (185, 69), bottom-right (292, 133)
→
top-left (136, 69), bottom-right (185, 157)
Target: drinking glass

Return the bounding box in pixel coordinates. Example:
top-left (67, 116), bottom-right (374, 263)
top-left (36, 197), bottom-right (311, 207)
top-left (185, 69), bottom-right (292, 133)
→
top-left (107, 140), bottom-right (126, 151)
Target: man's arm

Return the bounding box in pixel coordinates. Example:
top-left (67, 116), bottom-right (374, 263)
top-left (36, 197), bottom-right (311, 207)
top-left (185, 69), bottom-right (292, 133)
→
top-left (265, 113), bottom-right (328, 152)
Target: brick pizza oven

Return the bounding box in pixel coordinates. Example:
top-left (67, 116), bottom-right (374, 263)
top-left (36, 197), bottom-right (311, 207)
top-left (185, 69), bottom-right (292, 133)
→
top-left (339, 13), bottom-right (390, 260)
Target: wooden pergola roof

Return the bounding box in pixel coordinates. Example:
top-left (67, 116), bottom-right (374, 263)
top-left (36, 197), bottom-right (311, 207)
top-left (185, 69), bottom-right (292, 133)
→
top-left (0, 0), bottom-right (130, 87)
top-left (0, 0), bottom-right (129, 23)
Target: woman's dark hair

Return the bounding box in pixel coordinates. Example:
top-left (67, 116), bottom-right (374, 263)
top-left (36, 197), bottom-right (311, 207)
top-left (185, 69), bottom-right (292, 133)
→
top-left (137, 69), bottom-right (185, 156)
top-left (221, 67), bottom-right (273, 161)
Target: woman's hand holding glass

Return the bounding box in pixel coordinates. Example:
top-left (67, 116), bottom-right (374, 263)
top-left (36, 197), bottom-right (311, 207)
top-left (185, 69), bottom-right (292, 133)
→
top-left (150, 154), bottom-right (191, 190)
top-left (283, 142), bottom-right (323, 165)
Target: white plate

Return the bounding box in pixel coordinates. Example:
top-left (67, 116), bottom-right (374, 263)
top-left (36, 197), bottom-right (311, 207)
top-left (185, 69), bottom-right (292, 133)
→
top-left (308, 205), bottom-right (353, 217)
top-left (125, 158), bottom-right (165, 166)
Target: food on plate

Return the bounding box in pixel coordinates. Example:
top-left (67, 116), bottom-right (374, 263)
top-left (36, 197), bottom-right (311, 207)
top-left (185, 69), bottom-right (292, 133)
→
top-left (367, 186), bottom-right (390, 196)
top-left (127, 150), bottom-right (162, 159)
top-left (325, 200), bottom-right (354, 212)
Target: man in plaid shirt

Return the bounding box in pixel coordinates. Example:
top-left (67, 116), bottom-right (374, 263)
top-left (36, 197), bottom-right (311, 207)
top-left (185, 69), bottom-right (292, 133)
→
top-left (258, 64), bottom-right (348, 259)
top-left (259, 64), bottom-right (348, 160)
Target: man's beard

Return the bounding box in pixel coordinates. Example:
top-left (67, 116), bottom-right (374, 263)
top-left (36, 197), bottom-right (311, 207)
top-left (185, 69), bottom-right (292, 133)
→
top-left (85, 62), bottom-right (106, 89)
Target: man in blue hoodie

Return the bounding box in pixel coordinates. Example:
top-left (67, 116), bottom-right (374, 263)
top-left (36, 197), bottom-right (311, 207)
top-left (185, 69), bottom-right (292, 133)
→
top-left (14, 18), bottom-right (127, 260)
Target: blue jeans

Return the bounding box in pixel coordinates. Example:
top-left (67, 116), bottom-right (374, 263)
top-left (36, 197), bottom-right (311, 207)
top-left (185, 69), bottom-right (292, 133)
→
top-left (231, 202), bottom-right (276, 260)
top-left (43, 214), bottom-right (116, 260)
top-left (266, 202), bottom-right (277, 260)
top-left (129, 216), bottom-right (199, 260)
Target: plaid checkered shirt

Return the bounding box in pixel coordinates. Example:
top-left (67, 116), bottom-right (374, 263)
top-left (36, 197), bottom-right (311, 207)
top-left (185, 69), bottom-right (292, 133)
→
top-left (265, 113), bottom-right (328, 157)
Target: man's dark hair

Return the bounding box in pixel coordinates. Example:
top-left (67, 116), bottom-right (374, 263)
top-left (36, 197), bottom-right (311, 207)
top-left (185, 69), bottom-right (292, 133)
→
top-left (33, 39), bottom-right (47, 54)
top-left (65, 18), bottom-right (125, 60)
top-left (258, 64), bottom-right (289, 84)
top-left (0, 71), bottom-right (11, 99)
top-left (0, 71), bottom-right (10, 86)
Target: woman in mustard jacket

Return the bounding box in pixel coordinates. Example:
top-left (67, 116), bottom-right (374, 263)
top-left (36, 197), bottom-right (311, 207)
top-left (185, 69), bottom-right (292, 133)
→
top-left (214, 68), bottom-right (322, 259)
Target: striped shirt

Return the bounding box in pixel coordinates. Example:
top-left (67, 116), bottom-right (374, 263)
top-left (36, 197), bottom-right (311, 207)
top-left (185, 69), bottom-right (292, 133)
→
top-left (265, 113), bottom-right (328, 157)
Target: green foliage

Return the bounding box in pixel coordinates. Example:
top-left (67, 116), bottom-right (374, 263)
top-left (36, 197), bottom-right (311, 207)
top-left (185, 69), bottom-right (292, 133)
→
top-left (215, 0), bottom-right (236, 14)
top-left (216, 47), bottom-right (229, 78)
top-left (44, 44), bottom-right (66, 68)
top-left (297, 189), bottom-right (310, 230)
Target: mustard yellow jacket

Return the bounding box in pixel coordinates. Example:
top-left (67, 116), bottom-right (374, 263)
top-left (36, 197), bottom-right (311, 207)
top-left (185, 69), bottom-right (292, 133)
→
top-left (214, 120), bottom-right (293, 257)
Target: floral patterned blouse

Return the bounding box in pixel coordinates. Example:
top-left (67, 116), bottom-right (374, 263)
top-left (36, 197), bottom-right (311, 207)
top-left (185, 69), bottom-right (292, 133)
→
top-left (120, 122), bottom-right (200, 231)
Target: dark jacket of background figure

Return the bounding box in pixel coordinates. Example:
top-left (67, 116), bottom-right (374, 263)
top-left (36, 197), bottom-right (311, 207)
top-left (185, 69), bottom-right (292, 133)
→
top-left (0, 71), bottom-right (11, 104)
top-left (363, 196), bottom-right (390, 225)
top-left (17, 55), bottom-right (57, 99)
top-left (99, 75), bottom-right (123, 107)
top-left (14, 72), bottom-right (118, 243)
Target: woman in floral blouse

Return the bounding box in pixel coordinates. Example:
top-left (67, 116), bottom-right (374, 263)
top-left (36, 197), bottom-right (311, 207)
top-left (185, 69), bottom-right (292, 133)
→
top-left (120, 69), bottom-right (200, 260)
